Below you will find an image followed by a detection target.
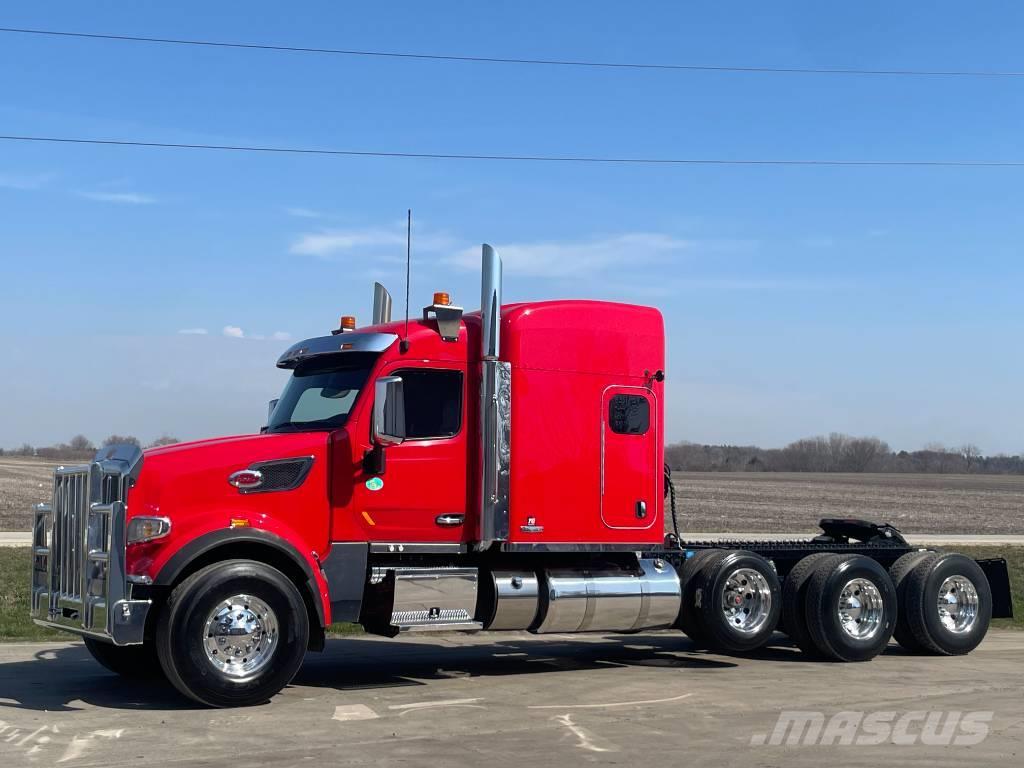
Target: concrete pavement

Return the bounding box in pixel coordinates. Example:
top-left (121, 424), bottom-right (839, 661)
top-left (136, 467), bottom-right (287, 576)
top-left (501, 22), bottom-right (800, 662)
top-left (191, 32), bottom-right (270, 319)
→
top-left (0, 631), bottom-right (1021, 767)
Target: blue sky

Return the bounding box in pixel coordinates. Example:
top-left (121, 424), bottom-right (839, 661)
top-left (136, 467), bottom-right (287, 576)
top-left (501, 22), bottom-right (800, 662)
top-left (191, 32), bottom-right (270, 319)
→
top-left (1, 2), bottom-right (1022, 453)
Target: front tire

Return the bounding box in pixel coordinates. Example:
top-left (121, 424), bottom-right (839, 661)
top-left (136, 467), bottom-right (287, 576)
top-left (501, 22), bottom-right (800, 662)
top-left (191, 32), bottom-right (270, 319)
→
top-left (84, 637), bottom-right (164, 680)
top-left (156, 559), bottom-right (310, 707)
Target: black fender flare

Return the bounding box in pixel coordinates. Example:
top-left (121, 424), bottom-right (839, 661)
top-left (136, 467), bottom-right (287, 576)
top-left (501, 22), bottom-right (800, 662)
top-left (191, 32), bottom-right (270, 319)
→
top-left (154, 529), bottom-right (329, 627)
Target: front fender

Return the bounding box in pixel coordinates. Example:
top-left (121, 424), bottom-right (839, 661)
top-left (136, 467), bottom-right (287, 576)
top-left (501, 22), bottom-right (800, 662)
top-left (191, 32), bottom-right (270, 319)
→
top-left (152, 527), bottom-right (332, 626)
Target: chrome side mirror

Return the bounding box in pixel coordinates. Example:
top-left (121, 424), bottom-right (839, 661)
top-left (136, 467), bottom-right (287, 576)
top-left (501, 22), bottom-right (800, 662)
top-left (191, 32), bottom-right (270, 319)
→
top-left (373, 376), bottom-right (406, 446)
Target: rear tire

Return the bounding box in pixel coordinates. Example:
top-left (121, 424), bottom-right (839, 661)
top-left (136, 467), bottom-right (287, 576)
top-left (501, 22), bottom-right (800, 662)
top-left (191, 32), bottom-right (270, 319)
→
top-left (84, 637), bottom-right (164, 680)
top-left (805, 554), bottom-right (896, 662)
top-left (889, 551), bottom-right (933, 653)
top-left (156, 559), bottom-right (310, 707)
top-left (902, 552), bottom-right (992, 656)
top-left (676, 549), bottom-right (725, 648)
top-left (695, 550), bottom-right (781, 652)
top-left (781, 552), bottom-right (837, 656)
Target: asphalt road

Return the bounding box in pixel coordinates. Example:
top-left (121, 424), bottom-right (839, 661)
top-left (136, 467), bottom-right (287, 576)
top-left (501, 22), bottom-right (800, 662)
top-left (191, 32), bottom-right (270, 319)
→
top-left (0, 631), bottom-right (1021, 767)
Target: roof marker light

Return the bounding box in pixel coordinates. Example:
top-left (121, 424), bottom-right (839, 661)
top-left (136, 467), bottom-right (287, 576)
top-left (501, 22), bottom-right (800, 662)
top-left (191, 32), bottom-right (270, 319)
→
top-left (433, 292), bottom-right (451, 306)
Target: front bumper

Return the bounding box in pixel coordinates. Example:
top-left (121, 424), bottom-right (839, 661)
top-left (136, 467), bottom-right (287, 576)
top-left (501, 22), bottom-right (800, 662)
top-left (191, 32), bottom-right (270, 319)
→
top-left (29, 446), bottom-right (150, 645)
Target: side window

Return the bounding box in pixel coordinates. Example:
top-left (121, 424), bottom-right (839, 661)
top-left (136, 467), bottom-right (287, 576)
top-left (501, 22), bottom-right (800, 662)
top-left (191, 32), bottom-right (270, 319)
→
top-left (609, 394), bottom-right (650, 435)
top-left (395, 369), bottom-right (463, 439)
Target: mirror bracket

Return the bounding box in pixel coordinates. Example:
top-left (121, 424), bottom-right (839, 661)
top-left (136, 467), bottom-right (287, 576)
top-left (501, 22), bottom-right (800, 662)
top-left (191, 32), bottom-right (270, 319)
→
top-left (363, 445), bottom-right (386, 475)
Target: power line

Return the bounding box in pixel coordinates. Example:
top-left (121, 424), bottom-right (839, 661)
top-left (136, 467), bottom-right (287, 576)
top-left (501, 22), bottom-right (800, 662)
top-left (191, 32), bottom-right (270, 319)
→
top-left (2, 26), bottom-right (1022, 79)
top-left (2, 133), bottom-right (1023, 168)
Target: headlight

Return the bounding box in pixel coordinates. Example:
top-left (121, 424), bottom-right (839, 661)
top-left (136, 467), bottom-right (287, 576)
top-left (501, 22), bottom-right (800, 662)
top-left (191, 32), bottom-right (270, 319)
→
top-left (127, 516), bottom-right (172, 544)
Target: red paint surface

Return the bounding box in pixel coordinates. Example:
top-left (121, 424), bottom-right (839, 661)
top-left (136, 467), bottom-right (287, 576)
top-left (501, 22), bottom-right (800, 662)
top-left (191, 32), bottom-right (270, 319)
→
top-left (124, 299), bottom-right (666, 624)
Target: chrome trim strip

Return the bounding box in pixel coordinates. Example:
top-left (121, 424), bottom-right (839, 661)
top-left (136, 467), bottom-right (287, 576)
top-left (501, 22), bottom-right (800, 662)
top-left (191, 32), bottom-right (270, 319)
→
top-left (370, 542), bottom-right (468, 554)
top-left (479, 360), bottom-right (511, 547)
top-left (500, 542), bottom-right (657, 553)
top-left (276, 332), bottom-right (398, 369)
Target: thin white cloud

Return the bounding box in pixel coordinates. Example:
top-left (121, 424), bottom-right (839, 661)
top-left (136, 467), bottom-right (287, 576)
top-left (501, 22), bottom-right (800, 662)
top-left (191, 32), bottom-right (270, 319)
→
top-left (78, 190), bottom-right (157, 205)
top-left (446, 233), bottom-right (691, 278)
top-left (0, 171), bottom-right (56, 190)
top-left (290, 224), bottom-right (454, 261)
top-left (285, 207), bottom-right (322, 219)
top-left (270, 331), bottom-right (292, 341)
top-left (222, 325), bottom-right (245, 339)
top-left (178, 328), bottom-right (209, 335)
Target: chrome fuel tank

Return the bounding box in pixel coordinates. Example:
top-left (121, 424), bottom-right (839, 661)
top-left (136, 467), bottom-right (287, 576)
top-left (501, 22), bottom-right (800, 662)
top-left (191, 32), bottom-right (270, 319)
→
top-left (534, 558), bottom-right (681, 633)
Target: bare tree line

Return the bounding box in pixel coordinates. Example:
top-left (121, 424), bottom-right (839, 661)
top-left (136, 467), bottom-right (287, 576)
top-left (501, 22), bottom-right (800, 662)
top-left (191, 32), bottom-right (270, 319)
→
top-left (667, 434), bottom-right (1023, 474)
top-left (1, 434), bottom-right (180, 461)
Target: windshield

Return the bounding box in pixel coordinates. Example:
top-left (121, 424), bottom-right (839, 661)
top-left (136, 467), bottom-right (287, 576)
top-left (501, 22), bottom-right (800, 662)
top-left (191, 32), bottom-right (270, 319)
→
top-left (267, 355), bottom-right (374, 432)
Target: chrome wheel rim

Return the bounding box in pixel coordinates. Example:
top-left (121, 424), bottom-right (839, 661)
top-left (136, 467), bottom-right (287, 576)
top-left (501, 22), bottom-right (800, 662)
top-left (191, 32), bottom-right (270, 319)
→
top-left (721, 567), bottom-right (773, 635)
top-left (937, 575), bottom-right (979, 634)
top-left (837, 578), bottom-right (884, 640)
top-left (202, 594), bottom-right (279, 680)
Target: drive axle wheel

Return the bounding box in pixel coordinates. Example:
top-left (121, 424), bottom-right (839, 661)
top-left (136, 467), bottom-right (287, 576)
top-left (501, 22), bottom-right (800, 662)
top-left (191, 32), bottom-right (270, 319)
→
top-left (888, 551), bottom-right (933, 652)
top-left (695, 550), bottom-right (781, 652)
top-left (805, 554), bottom-right (896, 662)
top-left (156, 559), bottom-right (309, 707)
top-left (84, 637), bottom-right (164, 680)
top-left (676, 549), bottom-right (725, 648)
top-left (900, 552), bottom-right (992, 656)
top-left (781, 552), bottom-right (838, 656)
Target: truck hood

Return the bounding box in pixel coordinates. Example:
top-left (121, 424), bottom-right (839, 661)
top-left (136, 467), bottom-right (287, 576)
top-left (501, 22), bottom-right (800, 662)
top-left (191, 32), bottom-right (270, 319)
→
top-left (142, 433), bottom-right (295, 459)
top-left (130, 431), bottom-right (332, 519)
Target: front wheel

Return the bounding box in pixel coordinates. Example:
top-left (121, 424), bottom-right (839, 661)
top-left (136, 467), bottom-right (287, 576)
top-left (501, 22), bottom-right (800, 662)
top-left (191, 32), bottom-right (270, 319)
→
top-left (84, 637), bottom-right (164, 680)
top-left (156, 560), bottom-right (310, 707)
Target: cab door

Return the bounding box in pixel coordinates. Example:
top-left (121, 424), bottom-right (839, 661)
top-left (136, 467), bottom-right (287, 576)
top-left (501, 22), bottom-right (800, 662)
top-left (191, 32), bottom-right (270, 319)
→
top-left (353, 363), bottom-right (470, 543)
top-left (600, 386), bottom-right (658, 531)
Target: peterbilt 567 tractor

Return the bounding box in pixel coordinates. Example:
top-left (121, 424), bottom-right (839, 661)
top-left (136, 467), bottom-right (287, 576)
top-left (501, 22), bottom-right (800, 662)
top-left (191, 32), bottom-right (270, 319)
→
top-left (29, 245), bottom-right (1013, 707)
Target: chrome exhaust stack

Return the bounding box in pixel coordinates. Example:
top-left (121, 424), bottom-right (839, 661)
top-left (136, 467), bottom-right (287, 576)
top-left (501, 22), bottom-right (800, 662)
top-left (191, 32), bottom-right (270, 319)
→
top-left (372, 282), bottom-right (393, 325)
top-left (478, 244), bottom-right (511, 548)
top-left (480, 244), bottom-right (501, 359)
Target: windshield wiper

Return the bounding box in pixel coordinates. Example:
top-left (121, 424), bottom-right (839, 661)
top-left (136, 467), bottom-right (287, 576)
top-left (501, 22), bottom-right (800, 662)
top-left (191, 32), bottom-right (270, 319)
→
top-left (267, 421), bottom-right (306, 432)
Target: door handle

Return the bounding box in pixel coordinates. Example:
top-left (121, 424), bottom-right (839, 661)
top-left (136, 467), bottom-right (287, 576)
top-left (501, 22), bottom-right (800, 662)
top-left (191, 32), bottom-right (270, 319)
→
top-left (435, 514), bottom-right (465, 527)
top-left (635, 501), bottom-right (647, 520)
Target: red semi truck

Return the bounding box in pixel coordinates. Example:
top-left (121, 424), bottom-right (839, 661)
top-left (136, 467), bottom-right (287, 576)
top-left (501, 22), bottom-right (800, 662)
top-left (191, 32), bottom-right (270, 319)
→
top-left (29, 245), bottom-right (1013, 707)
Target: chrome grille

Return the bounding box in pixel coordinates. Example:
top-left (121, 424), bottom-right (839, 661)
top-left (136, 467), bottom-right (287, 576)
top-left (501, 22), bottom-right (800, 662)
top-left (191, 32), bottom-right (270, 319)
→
top-left (53, 466), bottom-right (90, 600)
top-left (31, 444), bottom-right (147, 645)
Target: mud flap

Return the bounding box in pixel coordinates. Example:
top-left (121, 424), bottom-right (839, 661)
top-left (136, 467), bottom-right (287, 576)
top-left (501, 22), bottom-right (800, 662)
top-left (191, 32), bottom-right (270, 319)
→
top-left (976, 558), bottom-right (1014, 619)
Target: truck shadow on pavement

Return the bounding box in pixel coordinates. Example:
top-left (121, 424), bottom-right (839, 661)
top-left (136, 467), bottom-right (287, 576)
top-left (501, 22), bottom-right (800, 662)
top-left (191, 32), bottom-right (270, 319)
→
top-left (0, 633), bottom-right (841, 712)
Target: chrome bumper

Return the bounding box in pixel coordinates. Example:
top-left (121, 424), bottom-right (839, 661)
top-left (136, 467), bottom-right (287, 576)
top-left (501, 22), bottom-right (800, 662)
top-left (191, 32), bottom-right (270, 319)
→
top-left (29, 446), bottom-right (149, 645)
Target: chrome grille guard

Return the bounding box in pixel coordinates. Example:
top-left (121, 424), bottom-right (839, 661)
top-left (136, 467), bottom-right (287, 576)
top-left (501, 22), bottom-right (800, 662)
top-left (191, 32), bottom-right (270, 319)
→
top-left (29, 444), bottom-right (150, 645)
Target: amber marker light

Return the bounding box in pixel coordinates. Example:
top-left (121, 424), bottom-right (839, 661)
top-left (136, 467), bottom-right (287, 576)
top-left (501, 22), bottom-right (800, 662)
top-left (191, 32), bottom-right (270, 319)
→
top-left (432, 292), bottom-right (451, 306)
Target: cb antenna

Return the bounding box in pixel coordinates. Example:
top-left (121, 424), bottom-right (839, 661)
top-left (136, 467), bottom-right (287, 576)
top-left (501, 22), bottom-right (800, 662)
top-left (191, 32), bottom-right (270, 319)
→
top-left (400, 209), bottom-right (411, 353)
